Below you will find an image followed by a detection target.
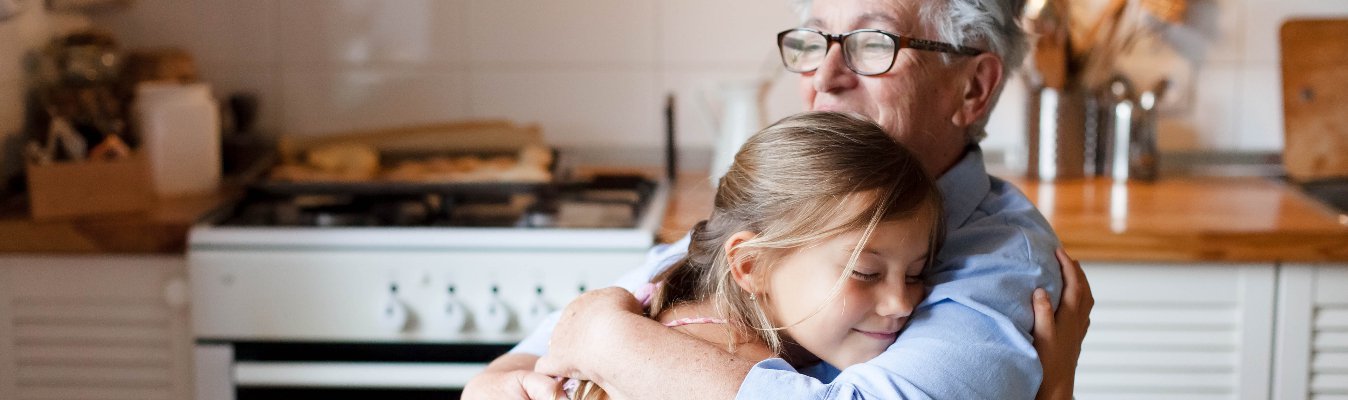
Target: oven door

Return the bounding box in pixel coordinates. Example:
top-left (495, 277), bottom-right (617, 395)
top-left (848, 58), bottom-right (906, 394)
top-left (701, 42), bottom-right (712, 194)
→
top-left (197, 342), bottom-right (514, 400)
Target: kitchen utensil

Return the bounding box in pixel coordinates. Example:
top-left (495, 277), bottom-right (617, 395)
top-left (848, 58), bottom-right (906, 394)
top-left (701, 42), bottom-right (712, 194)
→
top-left (1129, 79), bottom-right (1166, 181)
top-left (664, 93), bottom-right (677, 183)
top-left (1280, 19), bottom-right (1348, 182)
top-left (53, 31), bottom-right (121, 84)
top-left (1025, 0), bottom-right (1071, 89)
top-left (1141, 0), bottom-right (1187, 24)
top-left (47, 115), bottom-right (87, 161)
top-left (1076, 0), bottom-right (1136, 88)
top-left (122, 48), bottom-right (198, 84)
top-left (88, 134), bottom-right (132, 161)
top-left (1074, 0), bottom-right (1128, 60)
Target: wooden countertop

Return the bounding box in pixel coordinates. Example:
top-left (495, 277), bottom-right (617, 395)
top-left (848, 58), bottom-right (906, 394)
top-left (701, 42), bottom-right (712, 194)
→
top-left (661, 173), bottom-right (1348, 263)
top-left (6, 170), bottom-right (1345, 262)
top-left (0, 191), bottom-right (233, 254)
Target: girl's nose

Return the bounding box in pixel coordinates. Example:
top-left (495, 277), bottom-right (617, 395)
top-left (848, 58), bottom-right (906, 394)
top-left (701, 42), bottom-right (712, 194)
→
top-left (875, 282), bottom-right (917, 318)
top-left (812, 42), bottom-right (859, 94)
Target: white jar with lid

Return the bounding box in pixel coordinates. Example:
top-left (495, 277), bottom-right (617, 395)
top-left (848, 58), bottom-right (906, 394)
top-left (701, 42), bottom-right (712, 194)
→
top-left (134, 82), bottom-right (221, 197)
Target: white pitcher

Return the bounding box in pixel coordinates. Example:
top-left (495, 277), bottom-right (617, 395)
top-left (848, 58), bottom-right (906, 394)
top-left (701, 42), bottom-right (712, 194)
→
top-left (705, 79), bottom-right (772, 187)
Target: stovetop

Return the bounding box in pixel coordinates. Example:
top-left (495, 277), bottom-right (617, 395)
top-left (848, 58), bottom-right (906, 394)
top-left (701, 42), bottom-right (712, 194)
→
top-left (211, 174), bottom-right (660, 229)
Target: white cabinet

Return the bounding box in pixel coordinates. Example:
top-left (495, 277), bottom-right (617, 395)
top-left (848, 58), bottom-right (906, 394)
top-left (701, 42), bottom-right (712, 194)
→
top-left (1274, 264), bottom-right (1348, 400)
top-left (0, 255), bottom-right (192, 400)
top-left (1075, 263), bottom-right (1276, 400)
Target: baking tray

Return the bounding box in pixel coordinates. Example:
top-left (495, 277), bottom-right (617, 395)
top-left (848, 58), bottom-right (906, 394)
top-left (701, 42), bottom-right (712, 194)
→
top-left (249, 148), bottom-right (562, 198)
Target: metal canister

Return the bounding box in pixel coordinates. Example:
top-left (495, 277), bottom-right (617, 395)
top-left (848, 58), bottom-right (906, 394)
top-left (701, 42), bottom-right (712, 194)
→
top-left (1026, 84), bottom-right (1088, 181)
top-left (1098, 78), bottom-right (1164, 182)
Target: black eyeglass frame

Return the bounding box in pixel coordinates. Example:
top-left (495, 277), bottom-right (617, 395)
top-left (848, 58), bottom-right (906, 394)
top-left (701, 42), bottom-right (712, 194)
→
top-left (776, 28), bottom-right (986, 76)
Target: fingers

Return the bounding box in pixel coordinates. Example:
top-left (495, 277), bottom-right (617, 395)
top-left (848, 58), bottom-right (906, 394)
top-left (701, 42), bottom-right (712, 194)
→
top-left (1054, 248), bottom-right (1093, 310)
top-left (518, 371), bottom-right (566, 400)
top-left (1032, 288), bottom-right (1055, 341)
top-left (533, 354), bottom-right (563, 378)
top-left (534, 354), bottom-right (586, 381)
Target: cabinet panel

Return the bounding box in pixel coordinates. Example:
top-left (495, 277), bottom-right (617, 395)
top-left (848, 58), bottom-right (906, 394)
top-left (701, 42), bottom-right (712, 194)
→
top-left (1275, 264), bottom-right (1348, 400)
top-left (0, 256), bottom-right (190, 400)
top-left (1076, 263), bottom-right (1275, 400)
top-left (1315, 268), bottom-right (1348, 399)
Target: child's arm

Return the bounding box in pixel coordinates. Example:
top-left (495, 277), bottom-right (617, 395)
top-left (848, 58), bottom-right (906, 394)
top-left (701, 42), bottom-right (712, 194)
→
top-left (535, 287), bottom-right (752, 400)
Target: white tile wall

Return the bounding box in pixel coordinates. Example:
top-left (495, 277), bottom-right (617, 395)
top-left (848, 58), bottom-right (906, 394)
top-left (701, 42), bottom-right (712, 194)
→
top-left (281, 69), bottom-right (471, 136)
top-left (278, 0), bottom-right (467, 69)
top-left (1243, 0), bottom-right (1348, 65)
top-left (472, 70), bottom-right (658, 147)
top-left (76, 0), bottom-right (1348, 164)
top-left (466, 0), bottom-right (657, 68)
top-left (95, 0), bottom-right (275, 69)
top-left (1175, 64), bottom-right (1242, 150)
top-left (1238, 64), bottom-right (1284, 150)
top-left (657, 0), bottom-right (798, 68)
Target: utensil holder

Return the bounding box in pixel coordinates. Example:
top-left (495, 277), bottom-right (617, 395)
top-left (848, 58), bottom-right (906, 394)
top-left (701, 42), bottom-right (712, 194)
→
top-left (1026, 84), bottom-right (1089, 181)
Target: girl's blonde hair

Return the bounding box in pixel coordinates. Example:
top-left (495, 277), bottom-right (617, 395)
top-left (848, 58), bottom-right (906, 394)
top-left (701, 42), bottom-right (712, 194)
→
top-left (648, 111), bottom-right (944, 354)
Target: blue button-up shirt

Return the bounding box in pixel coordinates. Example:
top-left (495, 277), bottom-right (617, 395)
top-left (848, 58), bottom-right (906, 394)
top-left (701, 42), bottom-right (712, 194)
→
top-left (513, 147), bottom-right (1063, 399)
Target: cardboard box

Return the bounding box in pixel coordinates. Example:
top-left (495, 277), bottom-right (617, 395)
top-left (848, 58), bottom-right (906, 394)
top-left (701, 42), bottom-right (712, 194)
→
top-left (25, 154), bottom-right (153, 220)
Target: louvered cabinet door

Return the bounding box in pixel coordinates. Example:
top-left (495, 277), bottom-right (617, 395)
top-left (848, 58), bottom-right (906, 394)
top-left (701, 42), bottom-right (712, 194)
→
top-left (0, 256), bottom-right (192, 400)
top-left (1074, 263), bottom-right (1276, 400)
top-left (1276, 264), bottom-right (1348, 400)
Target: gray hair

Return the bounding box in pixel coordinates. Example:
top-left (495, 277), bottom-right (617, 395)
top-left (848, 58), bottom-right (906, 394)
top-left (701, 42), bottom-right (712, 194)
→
top-left (791, 0), bottom-right (1029, 142)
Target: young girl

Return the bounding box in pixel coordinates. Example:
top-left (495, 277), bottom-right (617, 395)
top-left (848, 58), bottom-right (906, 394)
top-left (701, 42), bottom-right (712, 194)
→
top-left (564, 111), bottom-right (945, 399)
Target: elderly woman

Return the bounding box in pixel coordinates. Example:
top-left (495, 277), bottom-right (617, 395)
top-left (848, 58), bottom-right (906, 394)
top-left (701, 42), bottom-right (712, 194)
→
top-left (466, 0), bottom-right (1092, 398)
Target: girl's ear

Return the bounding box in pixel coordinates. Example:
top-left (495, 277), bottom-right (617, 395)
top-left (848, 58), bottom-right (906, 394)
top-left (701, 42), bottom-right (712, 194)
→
top-left (724, 231), bottom-right (761, 294)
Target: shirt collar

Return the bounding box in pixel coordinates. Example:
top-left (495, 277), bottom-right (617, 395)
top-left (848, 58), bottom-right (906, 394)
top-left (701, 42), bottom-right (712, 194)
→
top-left (936, 145), bottom-right (990, 232)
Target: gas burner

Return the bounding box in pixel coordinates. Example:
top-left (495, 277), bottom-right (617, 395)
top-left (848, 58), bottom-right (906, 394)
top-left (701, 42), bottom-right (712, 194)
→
top-left (211, 174), bottom-right (658, 229)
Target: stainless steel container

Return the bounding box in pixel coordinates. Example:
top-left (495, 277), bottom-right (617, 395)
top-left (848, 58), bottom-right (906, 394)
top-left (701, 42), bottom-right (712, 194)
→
top-left (1097, 78), bottom-right (1164, 182)
top-left (1026, 85), bottom-right (1088, 181)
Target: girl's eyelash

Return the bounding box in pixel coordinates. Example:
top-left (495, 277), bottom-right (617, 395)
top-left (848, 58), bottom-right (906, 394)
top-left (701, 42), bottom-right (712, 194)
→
top-left (850, 270), bottom-right (881, 281)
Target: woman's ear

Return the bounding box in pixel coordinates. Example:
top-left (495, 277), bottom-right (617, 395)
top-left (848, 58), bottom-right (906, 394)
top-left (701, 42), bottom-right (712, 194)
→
top-left (724, 231), bottom-right (761, 294)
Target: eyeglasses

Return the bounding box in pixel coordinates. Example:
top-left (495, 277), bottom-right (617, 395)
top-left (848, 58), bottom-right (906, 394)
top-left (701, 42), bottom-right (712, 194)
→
top-left (776, 28), bottom-right (985, 76)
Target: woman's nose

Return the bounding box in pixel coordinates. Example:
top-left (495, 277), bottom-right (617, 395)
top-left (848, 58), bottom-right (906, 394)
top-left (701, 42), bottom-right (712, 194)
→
top-left (812, 42), bottom-right (859, 94)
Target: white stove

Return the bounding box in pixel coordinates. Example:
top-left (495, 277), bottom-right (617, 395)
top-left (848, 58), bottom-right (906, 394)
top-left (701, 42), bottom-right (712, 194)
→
top-left (188, 176), bottom-right (669, 399)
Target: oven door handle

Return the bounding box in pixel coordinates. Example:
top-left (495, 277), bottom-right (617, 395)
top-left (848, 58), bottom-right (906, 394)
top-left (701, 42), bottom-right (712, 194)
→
top-left (233, 362), bottom-right (488, 389)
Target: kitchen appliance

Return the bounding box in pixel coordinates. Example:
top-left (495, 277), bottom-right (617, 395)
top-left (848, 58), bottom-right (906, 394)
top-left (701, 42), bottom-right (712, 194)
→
top-left (189, 153), bottom-right (670, 398)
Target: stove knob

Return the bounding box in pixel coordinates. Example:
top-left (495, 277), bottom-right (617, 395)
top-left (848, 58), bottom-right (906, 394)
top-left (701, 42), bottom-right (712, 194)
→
top-left (478, 285), bottom-right (513, 335)
top-left (523, 286), bottom-right (554, 331)
top-left (379, 284), bottom-right (410, 333)
top-left (443, 285), bottom-right (471, 333)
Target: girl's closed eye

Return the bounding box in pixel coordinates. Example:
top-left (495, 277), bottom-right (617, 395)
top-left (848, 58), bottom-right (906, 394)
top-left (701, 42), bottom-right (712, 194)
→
top-left (850, 268), bottom-right (882, 282)
top-left (905, 258), bottom-right (929, 284)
